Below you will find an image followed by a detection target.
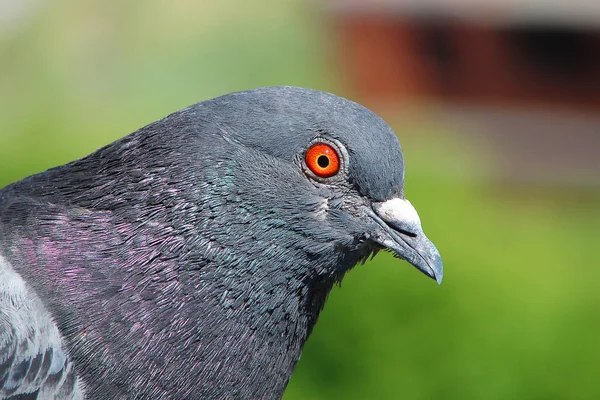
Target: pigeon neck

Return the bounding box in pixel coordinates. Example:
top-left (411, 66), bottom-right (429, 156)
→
top-left (7, 218), bottom-right (342, 399)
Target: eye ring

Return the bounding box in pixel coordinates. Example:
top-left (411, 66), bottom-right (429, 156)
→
top-left (305, 142), bottom-right (340, 178)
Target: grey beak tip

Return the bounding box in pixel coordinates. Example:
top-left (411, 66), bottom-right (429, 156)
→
top-left (432, 253), bottom-right (443, 285)
top-left (420, 252), bottom-right (443, 285)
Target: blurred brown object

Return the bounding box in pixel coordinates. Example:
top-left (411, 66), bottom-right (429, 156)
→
top-left (328, 0), bottom-right (600, 111)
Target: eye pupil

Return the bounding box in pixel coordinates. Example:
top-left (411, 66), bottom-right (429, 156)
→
top-left (317, 155), bottom-right (329, 168)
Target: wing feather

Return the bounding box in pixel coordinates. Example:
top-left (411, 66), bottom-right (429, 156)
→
top-left (0, 255), bottom-right (82, 399)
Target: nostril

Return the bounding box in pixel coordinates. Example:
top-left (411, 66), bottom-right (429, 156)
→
top-left (372, 198), bottom-right (423, 238)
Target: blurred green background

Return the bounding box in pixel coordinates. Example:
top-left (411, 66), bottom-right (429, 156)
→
top-left (1, 1), bottom-right (599, 399)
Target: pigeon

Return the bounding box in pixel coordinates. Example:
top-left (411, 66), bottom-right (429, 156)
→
top-left (0, 86), bottom-right (442, 400)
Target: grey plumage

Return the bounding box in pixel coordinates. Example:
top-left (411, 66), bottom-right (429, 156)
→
top-left (0, 86), bottom-right (442, 399)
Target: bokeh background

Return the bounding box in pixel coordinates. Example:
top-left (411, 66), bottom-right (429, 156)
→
top-left (1, 1), bottom-right (599, 399)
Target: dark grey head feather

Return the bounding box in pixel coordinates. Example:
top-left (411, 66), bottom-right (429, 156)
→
top-left (203, 86), bottom-right (405, 201)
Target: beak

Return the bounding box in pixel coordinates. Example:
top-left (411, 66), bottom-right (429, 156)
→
top-left (370, 198), bottom-right (443, 284)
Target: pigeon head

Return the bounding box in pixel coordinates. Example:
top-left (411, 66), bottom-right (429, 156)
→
top-left (183, 86), bottom-right (443, 284)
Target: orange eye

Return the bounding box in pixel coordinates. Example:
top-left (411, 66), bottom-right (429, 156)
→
top-left (305, 142), bottom-right (340, 178)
